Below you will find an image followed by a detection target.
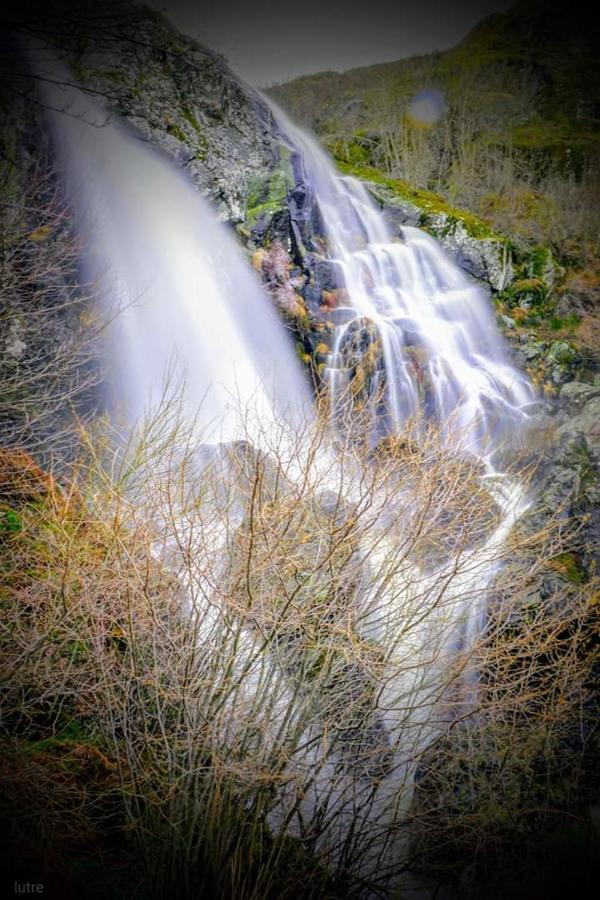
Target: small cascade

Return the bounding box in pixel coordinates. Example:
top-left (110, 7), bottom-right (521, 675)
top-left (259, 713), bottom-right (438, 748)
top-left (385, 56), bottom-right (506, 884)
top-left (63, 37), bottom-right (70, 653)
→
top-left (271, 104), bottom-right (535, 458)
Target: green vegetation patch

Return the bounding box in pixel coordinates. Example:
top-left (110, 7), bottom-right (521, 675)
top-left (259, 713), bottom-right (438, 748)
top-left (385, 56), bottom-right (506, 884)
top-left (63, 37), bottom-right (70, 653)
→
top-left (0, 506), bottom-right (22, 534)
top-left (181, 106), bottom-right (202, 133)
top-left (334, 159), bottom-right (500, 241)
top-left (503, 277), bottom-right (549, 308)
top-left (549, 552), bottom-right (587, 585)
top-left (245, 146), bottom-right (294, 228)
top-left (326, 136), bottom-right (371, 166)
top-left (166, 121), bottom-right (187, 143)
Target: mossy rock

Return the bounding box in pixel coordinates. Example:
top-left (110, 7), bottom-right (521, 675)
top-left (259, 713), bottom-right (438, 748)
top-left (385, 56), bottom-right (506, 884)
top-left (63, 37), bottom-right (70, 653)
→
top-left (334, 160), bottom-right (514, 290)
top-left (503, 277), bottom-right (549, 309)
top-left (548, 552), bottom-right (587, 585)
top-left (523, 245), bottom-right (563, 289)
top-left (244, 144), bottom-right (295, 238)
top-left (334, 160), bottom-right (498, 241)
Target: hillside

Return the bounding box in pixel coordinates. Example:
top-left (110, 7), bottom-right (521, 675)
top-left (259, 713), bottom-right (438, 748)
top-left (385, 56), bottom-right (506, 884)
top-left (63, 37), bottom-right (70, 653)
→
top-left (269, 0), bottom-right (600, 132)
top-left (268, 0), bottom-right (600, 269)
top-left (269, 0), bottom-right (600, 145)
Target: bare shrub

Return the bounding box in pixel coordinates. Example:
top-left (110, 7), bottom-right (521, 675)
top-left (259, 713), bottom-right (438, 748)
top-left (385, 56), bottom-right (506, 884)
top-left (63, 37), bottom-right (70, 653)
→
top-left (362, 67), bottom-right (600, 261)
top-left (1, 396), bottom-right (596, 897)
top-left (0, 149), bottom-right (104, 464)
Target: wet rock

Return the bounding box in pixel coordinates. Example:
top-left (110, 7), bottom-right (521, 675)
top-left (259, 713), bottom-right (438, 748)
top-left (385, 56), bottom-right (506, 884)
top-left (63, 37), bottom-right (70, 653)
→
top-left (72, 7), bottom-right (286, 225)
top-left (305, 253), bottom-right (343, 293)
top-left (324, 307), bottom-right (359, 327)
top-left (556, 397), bottom-right (600, 447)
top-left (559, 381), bottom-right (600, 410)
top-left (335, 318), bottom-right (385, 402)
top-left (527, 430), bottom-right (600, 573)
top-left (512, 334), bottom-right (582, 390)
top-left (426, 214), bottom-right (513, 290)
top-left (363, 181), bottom-right (513, 290)
top-left (224, 476), bottom-right (392, 778)
top-left (377, 194), bottom-right (422, 230)
top-left (546, 340), bottom-right (580, 385)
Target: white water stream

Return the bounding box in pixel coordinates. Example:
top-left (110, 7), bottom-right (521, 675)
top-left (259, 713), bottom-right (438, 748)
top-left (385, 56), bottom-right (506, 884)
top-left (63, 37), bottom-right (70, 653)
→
top-left (43, 78), bottom-right (313, 448)
top-left (273, 105), bottom-right (535, 458)
top-left (259, 106), bottom-right (536, 887)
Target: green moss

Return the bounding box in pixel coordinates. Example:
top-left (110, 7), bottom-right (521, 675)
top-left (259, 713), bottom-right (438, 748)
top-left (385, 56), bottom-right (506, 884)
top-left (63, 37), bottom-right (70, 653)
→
top-left (546, 340), bottom-right (577, 366)
top-left (181, 107), bottom-right (202, 133)
top-left (245, 198), bottom-right (285, 228)
top-left (528, 245), bottom-right (553, 276)
top-left (245, 148), bottom-right (294, 227)
top-left (549, 314), bottom-right (580, 331)
top-left (165, 122), bottom-right (187, 143)
top-left (0, 506), bottom-right (22, 534)
top-left (176, 108), bottom-right (209, 158)
top-left (504, 277), bottom-right (548, 305)
top-left (245, 174), bottom-right (265, 212)
top-left (24, 719), bottom-right (91, 754)
top-left (267, 170), bottom-right (288, 205)
top-left (549, 552), bottom-right (586, 585)
top-left (335, 159), bottom-right (499, 241)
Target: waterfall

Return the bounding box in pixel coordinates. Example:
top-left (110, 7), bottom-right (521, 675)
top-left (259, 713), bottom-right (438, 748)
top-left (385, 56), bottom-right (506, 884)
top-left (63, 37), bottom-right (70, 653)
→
top-left (43, 79), bottom-right (312, 447)
top-left (41, 69), bottom-right (535, 894)
top-left (258, 106), bottom-right (535, 883)
top-left (270, 103), bottom-right (535, 458)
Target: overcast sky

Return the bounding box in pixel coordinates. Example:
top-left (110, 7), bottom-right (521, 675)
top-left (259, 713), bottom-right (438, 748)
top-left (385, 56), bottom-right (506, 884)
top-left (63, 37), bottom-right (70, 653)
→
top-left (148, 0), bottom-right (514, 86)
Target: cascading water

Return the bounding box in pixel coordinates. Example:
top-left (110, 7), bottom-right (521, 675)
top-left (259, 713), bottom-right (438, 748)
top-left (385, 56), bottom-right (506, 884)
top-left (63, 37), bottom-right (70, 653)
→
top-left (271, 104), bottom-right (535, 459)
top-left (260, 105), bottom-right (536, 886)
top-left (43, 78), bottom-right (312, 447)
top-left (262, 102), bottom-right (535, 671)
top-left (42, 65), bottom-right (537, 894)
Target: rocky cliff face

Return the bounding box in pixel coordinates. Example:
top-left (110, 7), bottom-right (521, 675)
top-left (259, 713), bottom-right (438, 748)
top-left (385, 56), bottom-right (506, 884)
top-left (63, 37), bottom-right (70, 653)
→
top-left (65, 6), bottom-right (283, 223)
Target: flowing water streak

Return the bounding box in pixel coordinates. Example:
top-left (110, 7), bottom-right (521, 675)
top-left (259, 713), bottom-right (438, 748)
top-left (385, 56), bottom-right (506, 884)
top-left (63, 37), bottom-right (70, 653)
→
top-left (264, 101), bottom-right (535, 658)
top-left (42, 75), bottom-right (313, 449)
top-left (270, 102), bottom-right (535, 458)
top-left (264, 97), bottom-right (534, 697)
